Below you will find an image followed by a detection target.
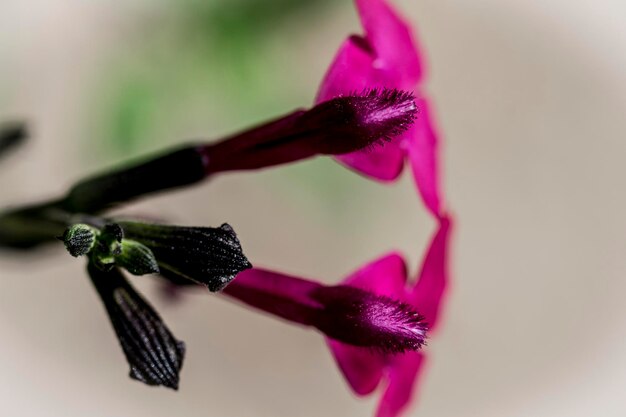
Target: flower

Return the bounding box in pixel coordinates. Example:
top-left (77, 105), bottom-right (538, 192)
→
top-left (328, 217), bottom-right (451, 417)
top-left (317, 0), bottom-right (444, 218)
top-left (315, 2), bottom-right (452, 415)
top-left (61, 89), bottom-right (417, 214)
top-left (220, 266), bottom-right (428, 353)
top-left (156, 215), bottom-right (449, 414)
top-left (190, 216), bottom-right (450, 417)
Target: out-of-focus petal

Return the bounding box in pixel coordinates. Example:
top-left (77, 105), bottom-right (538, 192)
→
top-left (317, 36), bottom-right (376, 102)
top-left (407, 97), bottom-right (443, 217)
top-left (336, 144), bottom-right (406, 182)
top-left (409, 216), bottom-right (452, 329)
top-left (325, 252), bottom-right (409, 396)
top-left (328, 339), bottom-right (385, 395)
top-left (375, 352), bottom-right (425, 417)
top-left (343, 251), bottom-right (409, 297)
top-left (355, 0), bottom-right (423, 88)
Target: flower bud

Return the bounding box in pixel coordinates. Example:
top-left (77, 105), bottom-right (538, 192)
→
top-left (221, 268), bottom-right (427, 353)
top-left (116, 240), bottom-right (160, 276)
top-left (118, 221), bottom-right (251, 291)
top-left (88, 263), bottom-right (185, 389)
top-left (61, 223), bottom-right (97, 257)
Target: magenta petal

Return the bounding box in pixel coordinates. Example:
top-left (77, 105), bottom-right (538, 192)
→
top-left (375, 352), bottom-right (426, 417)
top-left (335, 144), bottom-right (406, 182)
top-left (316, 36), bottom-right (376, 103)
top-left (409, 216), bottom-right (452, 330)
top-left (407, 97), bottom-right (443, 217)
top-left (327, 339), bottom-right (385, 395)
top-left (355, 0), bottom-right (423, 88)
top-left (342, 251), bottom-right (409, 298)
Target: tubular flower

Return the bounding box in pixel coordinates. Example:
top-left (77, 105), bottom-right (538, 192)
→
top-left (61, 89), bottom-right (417, 214)
top-left (317, 0), bottom-right (444, 218)
top-left (220, 267), bottom-right (428, 354)
top-left (158, 216), bottom-right (449, 414)
top-left (328, 218), bottom-right (451, 417)
top-left (315, 2), bottom-right (453, 415)
top-left (0, 88), bottom-right (417, 248)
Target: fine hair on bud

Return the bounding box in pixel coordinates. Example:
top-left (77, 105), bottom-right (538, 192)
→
top-left (312, 285), bottom-right (428, 353)
top-left (304, 88), bottom-right (417, 155)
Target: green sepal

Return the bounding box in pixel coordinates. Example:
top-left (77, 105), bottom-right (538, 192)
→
top-left (117, 240), bottom-right (160, 276)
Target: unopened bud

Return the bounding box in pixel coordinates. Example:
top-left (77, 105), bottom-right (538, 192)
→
top-left (61, 224), bottom-right (98, 257)
top-left (117, 240), bottom-right (160, 276)
top-left (118, 221), bottom-right (252, 291)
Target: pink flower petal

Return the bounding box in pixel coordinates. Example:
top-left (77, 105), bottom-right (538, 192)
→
top-left (327, 340), bottom-right (385, 395)
top-left (342, 251), bottom-right (409, 297)
top-left (335, 143), bottom-right (406, 182)
top-left (375, 352), bottom-right (426, 417)
top-left (316, 36), bottom-right (376, 102)
top-left (407, 97), bottom-right (444, 217)
top-left (355, 0), bottom-right (424, 88)
top-left (409, 216), bottom-right (452, 330)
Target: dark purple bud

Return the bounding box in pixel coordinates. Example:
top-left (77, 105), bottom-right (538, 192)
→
top-left (87, 263), bottom-right (185, 390)
top-left (221, 268), bottom-right (427, 353)
top-left (118, 221), bottom-right (252, 292)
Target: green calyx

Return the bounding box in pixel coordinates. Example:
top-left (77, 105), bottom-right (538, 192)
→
top-left (117, 240), bottom-right (159, 275)
top-left (61, 222), bottom-right (159, 276)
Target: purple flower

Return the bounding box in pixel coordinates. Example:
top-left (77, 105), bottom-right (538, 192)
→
top-left (61, 89), bottom-right (417, 215)
top-left (220, 266), bottom-right (428, 354)
top-left (329, 217), bottom-right (451, 417)
top-left (214, 217), bottom-right (450, 417)
top-left (317, 0), bottom-right (444, 218)
top-left (203, 89), bottom-right (417, 175)
top-left (314, 1), bottom-right (453, 415)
